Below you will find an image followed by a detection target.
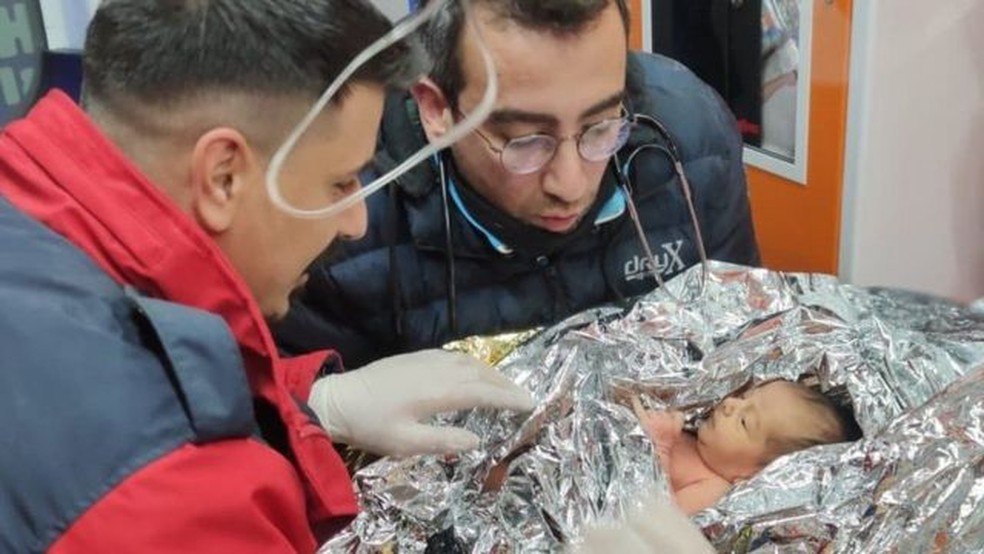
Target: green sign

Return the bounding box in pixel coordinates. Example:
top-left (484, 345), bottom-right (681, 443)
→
top-left (1, 0), bottom-right (46, 126)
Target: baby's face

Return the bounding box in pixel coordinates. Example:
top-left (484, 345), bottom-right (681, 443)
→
top-left (695, 381), bottom-right (816, 482)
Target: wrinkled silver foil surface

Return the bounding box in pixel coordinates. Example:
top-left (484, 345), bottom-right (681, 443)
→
top-left (323, 262), bottom-right (984, 553)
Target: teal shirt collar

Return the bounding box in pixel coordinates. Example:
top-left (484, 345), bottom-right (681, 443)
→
top-left (447, 178), bottom-right (627, 255)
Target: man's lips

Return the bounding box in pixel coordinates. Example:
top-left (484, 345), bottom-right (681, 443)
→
top-left (536, 213), bottom-right (580, 232)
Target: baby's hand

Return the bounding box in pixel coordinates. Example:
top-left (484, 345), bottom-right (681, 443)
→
top-left (631, 397), bottom-right (685, 447)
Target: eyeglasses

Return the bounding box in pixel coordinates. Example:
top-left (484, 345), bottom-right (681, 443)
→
top-left (458, 108), bottom-right (634, 175)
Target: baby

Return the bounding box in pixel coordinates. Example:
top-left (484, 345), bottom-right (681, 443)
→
top-left (632, 380), bottom-right (861, 515)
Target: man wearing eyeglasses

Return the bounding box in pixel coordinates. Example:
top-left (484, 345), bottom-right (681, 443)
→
top-left (277, 0), bottom-right (760, 368)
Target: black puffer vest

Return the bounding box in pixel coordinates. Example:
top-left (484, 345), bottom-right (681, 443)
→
top-left (277, 52), bottom-right (760, 368)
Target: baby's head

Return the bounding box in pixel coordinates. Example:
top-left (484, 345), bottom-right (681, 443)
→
top-left (695, 379), bottom-right (861, 482)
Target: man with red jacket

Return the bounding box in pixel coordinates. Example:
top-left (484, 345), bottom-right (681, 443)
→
top-left (0, 1), bottom-right (535, 551)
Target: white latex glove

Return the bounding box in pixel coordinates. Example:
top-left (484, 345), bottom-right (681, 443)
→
top-left (570, 488), bottom-right (715, 554)
top-left (309, 349), bottom-right (535, 458)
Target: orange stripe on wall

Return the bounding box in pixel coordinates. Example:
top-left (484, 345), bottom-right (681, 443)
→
top-left (628, 0), bottom-right (643, 50)
top-left (746, 0), bottom-right (854, 273)
top-left (631, 0), bottom-right (854, 274)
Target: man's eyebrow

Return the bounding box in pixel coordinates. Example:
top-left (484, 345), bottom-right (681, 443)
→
top-left (487, 109), bottom-right (557, 127)
top-left (580, 92), bottom-right (626, 120)
top-left (486, 91), bottom-right (626, 127)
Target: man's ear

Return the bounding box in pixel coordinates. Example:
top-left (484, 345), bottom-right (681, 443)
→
top-left (411, 77), bottom-right (455, 143)
top-left (189, 128), bottom-right (255, 234)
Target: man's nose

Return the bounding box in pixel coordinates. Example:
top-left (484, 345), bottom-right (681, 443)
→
top-left (541, 140), bottom-right (591, 204)
top-left (338, 187), bottom-right (368, 240)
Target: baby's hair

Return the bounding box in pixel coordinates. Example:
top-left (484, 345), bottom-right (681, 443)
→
top-left (768, 381), bottom-right (863, 458)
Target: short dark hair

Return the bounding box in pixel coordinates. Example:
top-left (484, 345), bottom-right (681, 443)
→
top-left (769, 382), bottom-right (863, 459)
top-left (420, 0), bottom-right (630, 108)
top-left (82, 0), bottom-right (424, 111)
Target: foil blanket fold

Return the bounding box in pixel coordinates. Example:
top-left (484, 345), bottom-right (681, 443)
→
top-left (323, 262), bottom-right (984, 553)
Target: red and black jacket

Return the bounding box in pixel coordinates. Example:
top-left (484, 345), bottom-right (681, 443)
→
top-left (0, 92), bottom-right (357, 553)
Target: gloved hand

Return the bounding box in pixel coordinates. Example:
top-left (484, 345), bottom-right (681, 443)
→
top-left (570, 488), bottom-right (715, 554)
top-left (308, 349), bottom-right (535, 458)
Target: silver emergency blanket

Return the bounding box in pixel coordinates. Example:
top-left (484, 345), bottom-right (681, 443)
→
top-left (323, 262), bottom-right (984, 553)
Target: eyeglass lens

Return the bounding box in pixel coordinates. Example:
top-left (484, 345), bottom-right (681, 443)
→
top-left (500, 118), bottom-right (631, 174)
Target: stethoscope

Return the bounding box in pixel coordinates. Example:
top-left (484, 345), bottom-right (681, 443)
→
top-left (611, 113), bottom-right (709, 303)
top-left (433, 112), bottom-right (710, 336)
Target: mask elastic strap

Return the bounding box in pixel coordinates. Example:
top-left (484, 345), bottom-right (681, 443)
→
top-left (265, 0), bottom-right (499, 220)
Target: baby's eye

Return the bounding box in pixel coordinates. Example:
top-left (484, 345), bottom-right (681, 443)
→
top-left (740, 417), bottom-right (748, 429)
